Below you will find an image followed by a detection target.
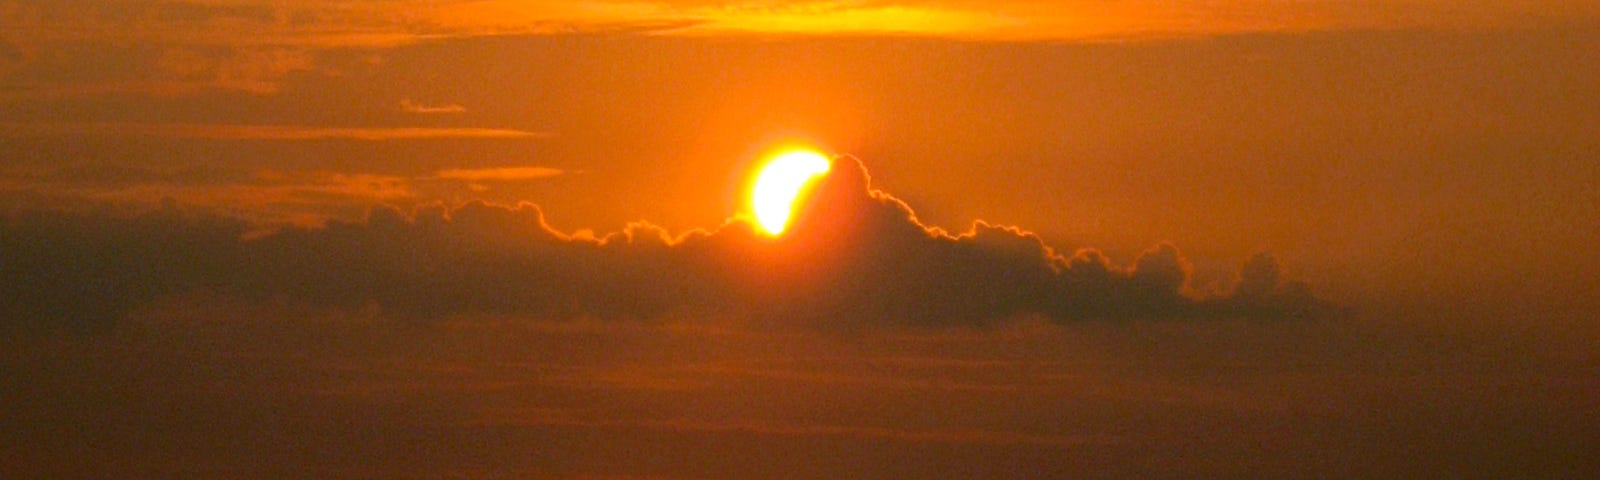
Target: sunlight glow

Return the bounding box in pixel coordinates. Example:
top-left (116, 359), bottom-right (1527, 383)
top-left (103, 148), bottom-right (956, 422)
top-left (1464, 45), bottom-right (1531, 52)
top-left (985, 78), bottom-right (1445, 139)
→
top-left (750, 150), bottom-right (832, 236)
top-left (684, 4), bottom-right (1020, 37)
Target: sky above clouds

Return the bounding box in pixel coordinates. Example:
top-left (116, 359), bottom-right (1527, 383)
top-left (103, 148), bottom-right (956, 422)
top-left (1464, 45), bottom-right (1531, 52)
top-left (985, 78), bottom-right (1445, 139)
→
top-left (2, 1), bottom-right (1599, 478)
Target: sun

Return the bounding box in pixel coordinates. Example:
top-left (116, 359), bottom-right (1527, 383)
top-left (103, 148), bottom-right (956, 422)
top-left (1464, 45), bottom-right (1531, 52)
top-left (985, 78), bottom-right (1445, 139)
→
top-left (749, 150), bottom-right (832, 236)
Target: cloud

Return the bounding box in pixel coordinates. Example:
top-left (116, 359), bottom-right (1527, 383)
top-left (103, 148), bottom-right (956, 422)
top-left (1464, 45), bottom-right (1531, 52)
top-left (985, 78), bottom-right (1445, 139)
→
top-left (0, 122), bottom-right (552, 140)
top-left (7, 1), bottom-right (1591, 48)
top-left (401, 99), bottom-right (467, 114)
top-left (6, 0), bottom-right (1592, 103)
top-left (0, 0), bottom-right (688, 100)
top-left (434, 167), bottom-right (567, 182)
top-left (7, 0), bottom-right (1590, 50)
top-left (152, 46), bottom-right (316, 94)
top-left (431, 166), bottom-right (570, 194)
top-left (0, 163), bottom-right (571, 232)
top-left (6, 275), bottom-right (1585, 479)
top-left (0, 156), bottom-right (1334, 331)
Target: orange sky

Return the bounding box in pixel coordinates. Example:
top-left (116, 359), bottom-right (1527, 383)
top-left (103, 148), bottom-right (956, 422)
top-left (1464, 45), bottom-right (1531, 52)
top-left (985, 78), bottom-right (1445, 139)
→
top-left (3, 2), bottom-right (1600, 478)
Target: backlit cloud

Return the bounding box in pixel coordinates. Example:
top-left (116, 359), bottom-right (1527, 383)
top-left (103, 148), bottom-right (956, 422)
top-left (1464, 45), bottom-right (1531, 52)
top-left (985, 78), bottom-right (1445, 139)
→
top-left (0, 155), bottom-right (1334, 331)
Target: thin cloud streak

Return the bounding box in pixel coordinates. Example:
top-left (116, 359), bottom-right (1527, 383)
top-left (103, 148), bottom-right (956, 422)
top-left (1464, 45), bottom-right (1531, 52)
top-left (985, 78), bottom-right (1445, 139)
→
top-left (401, 99), bottom-right (467, 114)
top-left (0, 164), bottom-right (569, 230)
top-left (5, 1), bottom-right (1593, 100)
top-left (435, 167), bottom-right (568, 181)
top-left (0, 122), bottom-right (552, 141)
top-left (6, 1), bottom-right (1596, 49)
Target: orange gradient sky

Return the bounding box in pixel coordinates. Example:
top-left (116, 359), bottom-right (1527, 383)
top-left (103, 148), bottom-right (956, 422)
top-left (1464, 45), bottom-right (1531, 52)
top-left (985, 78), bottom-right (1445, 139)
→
top-left (3, 2), bottom-right (1600, 479)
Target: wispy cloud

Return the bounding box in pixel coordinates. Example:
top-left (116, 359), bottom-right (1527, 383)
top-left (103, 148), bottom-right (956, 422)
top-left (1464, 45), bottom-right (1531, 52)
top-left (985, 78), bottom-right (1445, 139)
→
top-left (0, 161), bottom-right (572, 230)
top-left (401, 99), bottom-right (467, 114)
top-left (6, 1), bottom-right (1593, 49)
top-left (435, 167), bottom-right (568, 182)
top-left (5, 1), bottom-right (1593, 100)
top-left (0, 122), bottom-right (551, 141)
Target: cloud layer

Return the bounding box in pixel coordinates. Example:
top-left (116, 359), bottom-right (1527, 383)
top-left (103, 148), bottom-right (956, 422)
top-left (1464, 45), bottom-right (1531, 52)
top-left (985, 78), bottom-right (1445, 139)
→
top-left (6, 0), bottom-right (1594, 101)
top-left (0, 156), bottom-right (1331, 331)
top-left (0, 122), bottom-right (549, 141)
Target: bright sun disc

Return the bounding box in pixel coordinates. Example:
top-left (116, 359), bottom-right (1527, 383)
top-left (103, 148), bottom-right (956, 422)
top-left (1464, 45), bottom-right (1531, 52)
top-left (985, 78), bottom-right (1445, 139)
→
top-left (750, 150), bottom-right (832, 236)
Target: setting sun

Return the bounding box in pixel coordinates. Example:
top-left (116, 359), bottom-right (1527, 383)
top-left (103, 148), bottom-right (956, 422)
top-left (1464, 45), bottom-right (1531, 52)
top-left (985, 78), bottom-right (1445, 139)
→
top-left (750, 150), bottom-right (832, 236)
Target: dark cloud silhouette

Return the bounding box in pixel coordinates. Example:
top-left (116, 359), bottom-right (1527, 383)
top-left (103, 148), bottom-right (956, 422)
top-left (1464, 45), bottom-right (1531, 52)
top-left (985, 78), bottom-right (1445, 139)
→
top-left (0, 156), bottom-right (1334, 331)
top-left (0, 202), bottom-right (249, 331)
top-left (1236, 251), bottom-right (1282, 299)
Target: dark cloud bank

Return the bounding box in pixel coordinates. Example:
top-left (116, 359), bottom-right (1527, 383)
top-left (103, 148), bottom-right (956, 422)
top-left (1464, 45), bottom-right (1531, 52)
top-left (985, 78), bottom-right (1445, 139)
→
top-left (1, 156), bottom-right (1333, 331)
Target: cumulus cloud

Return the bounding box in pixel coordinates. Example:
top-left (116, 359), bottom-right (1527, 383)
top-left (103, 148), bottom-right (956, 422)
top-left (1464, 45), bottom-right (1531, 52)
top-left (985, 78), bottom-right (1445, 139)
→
top-left (0, 156), bottom-right (1334, 331)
